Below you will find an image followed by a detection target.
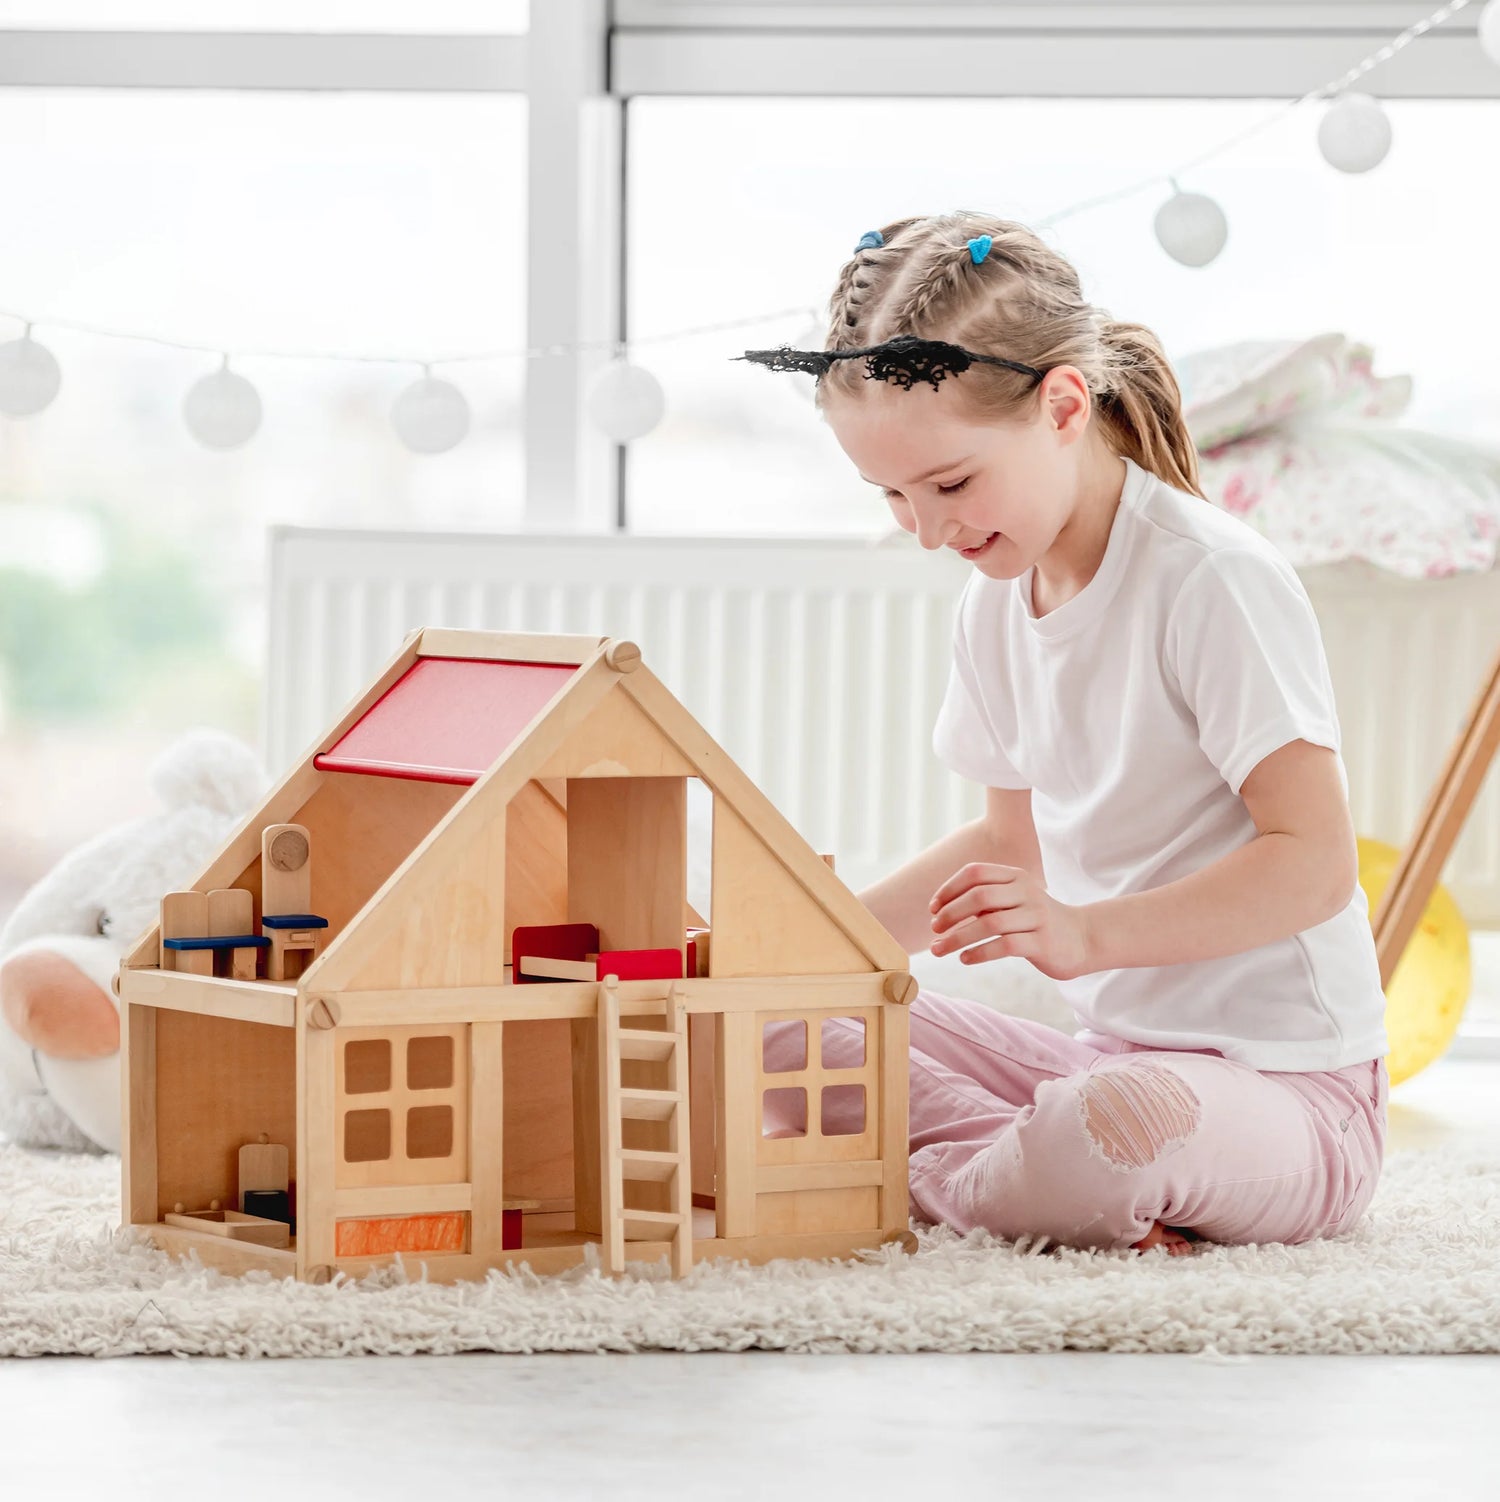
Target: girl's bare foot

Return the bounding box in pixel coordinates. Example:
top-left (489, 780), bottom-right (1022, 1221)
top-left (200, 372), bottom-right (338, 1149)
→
top-left (1131, 1220), bottom-right (1201, 1256)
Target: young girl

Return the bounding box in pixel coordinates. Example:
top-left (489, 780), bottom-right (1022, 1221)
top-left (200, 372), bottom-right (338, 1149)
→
top-left (742, 212), bottom-right (1388, 1257)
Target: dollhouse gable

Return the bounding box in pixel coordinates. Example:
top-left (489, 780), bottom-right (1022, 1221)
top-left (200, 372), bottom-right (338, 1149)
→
top-left (299, 627), bottom-right (907, 992)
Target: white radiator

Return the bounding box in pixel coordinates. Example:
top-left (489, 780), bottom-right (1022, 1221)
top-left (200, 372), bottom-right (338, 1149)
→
top-left (265, 528), bottom-right (1500, 925)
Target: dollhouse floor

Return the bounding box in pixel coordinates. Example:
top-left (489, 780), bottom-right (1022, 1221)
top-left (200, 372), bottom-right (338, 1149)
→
top-left (6, 939), bottom-right (1500, 1500)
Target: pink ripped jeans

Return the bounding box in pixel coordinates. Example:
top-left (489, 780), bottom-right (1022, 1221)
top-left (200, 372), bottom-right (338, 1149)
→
top-left (766, 989), bottom-right (1387, 1253)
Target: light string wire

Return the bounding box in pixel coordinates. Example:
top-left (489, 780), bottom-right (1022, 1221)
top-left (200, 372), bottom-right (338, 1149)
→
top-left (1038, 0), bottom-right (1473, 228)
top-left (0, 0), bottom-right (1477, 372)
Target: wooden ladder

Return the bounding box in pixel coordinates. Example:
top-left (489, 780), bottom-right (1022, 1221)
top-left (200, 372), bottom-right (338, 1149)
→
top-left (596, 975), bottom-right (693, 1277)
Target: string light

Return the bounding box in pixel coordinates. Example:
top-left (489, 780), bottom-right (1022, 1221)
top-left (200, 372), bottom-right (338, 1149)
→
top-left (182, 354), bottom-right (262, 450)
top-left (0, 324), bottom-right (62, 417)
top-left (1318, 93), bottom-right (1394, 173)
top-left (0, 0), bottom-right (1487, 451)
top-left (391, 365), bottom-right (471, 455)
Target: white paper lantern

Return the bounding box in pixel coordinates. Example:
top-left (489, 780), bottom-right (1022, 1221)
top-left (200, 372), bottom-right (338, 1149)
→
top-left (1318, 93), bottom-right (1392, 173)
top-left (1153, 187), bottom-right (1228, 268)
top-left (0, 331), bottom-right (62, 417)
top-left (183, 361), bottom-right (262, 449)
top-left (1480, 0), bottom-right (1500, 67)
top-left (586, 359), bottom-right (665, 443)
top-left (392, 373), bottom-right (470, 454)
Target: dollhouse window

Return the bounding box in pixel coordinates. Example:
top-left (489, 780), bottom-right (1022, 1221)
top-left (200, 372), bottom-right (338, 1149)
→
top-left (762, 1086), bottom-right (807, 1138)
top-left (345, 1039), bottom-right (391, 1094)
top-left (345, 1108), bottom-right (391, 1162)
top-left (406, 1104), bottom-right (454, 1158)
top-left (407, 1035), bottom-right (453, 1090)
top-left (821, 1016), bottom-right (865, 1067)
top-left (338, 1026), bottom-right (467, 1178)
top-left (762, 1019), bottom-right (806, 1072)
top-left (757, 1008), bottom-right (877, 1154)
top-left (820, 1083), bottom-right (866, 1136)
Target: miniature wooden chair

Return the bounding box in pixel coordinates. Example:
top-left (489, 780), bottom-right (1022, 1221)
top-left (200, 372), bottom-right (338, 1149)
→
top-left (160, 888), bottom-right (270, 979)
top-left (1372, 646), bottom-right (1500, 987)
top-left (260, 823), bottom-right (329, 982)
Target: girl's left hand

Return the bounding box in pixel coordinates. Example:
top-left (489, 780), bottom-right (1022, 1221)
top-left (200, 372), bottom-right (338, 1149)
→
top-left (928, 864), bottom-right (1094, 982)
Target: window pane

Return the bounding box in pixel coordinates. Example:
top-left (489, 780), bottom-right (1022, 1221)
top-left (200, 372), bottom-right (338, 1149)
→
top-left (626, 97), bottom-right (1500, 535)
top-left (0, 1), bottom-right (527, 31)
top-left (0, 90), bottom-right (524, 930)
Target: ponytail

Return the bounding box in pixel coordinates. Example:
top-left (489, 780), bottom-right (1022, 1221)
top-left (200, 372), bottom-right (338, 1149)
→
top-left (1096, 321), bottom-right (1205, 499)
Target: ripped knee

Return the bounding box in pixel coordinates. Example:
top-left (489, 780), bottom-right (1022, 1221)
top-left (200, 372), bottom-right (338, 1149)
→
top-left (1078, 1063), bottom-right (1201, 1171)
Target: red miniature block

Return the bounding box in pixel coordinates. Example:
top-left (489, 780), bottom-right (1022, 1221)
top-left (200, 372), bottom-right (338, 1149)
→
top-left (594, 948), bottom-right (685, 982)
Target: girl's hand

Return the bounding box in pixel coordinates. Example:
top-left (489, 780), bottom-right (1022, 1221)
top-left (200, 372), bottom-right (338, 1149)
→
top-left (928, 864), bottom-right (1094, 982)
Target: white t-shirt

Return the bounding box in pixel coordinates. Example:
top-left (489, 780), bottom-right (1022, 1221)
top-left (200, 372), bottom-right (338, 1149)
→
top-left (932, 455), bottom-right (1388, 1072)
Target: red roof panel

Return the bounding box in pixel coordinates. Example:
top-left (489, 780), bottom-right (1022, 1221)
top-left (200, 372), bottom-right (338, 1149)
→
top-left (313, 656), bottom-right (580, 784)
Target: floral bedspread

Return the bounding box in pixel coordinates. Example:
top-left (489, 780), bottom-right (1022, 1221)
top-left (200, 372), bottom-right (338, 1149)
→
top-left (1178, 333), bottom-right (1500, 578)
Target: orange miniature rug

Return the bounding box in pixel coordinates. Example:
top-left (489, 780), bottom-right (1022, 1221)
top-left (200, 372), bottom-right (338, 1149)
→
top-left (0, 1137), bottom-right (1496, 1357)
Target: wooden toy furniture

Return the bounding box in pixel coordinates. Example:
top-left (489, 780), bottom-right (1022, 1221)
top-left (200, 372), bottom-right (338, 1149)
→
top-left (513, 922), bottom-right (686, 985)
top-left (164, 1200), bottom-right (291, 1248)
top-left (239, 1133), bottom-right (293, 1227)
top-left (118, 629), bottom-right (917, 1285)
top-left (159, 888), bottom-right (271, 980)
top-left (260, 823), bottom-right (328, 981)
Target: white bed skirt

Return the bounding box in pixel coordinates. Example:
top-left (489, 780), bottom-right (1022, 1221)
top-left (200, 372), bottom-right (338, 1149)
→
top-left (265, 528), bottom-right (1500, 927)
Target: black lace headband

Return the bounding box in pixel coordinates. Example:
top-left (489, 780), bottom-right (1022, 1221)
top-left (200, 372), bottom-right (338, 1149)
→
top-left (734, 335), bottom-right (1048, 393)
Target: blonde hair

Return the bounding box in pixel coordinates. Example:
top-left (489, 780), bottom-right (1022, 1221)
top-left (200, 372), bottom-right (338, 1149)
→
top-left (815, 211), bottom-right (1205, 499)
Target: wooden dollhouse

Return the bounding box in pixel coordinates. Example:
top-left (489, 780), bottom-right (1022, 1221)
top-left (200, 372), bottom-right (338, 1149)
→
top-left (117, 629), bottom-right (918, 1283)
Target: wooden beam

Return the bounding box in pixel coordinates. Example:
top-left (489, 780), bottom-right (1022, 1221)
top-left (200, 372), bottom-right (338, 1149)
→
top-left (320, 972), bottom-right (898, 1028)
top-left (118, 970), bottom-right (297, 1028)
top-left (120, 1001), bottom-right (158, 1228)
top-left (416, 628), bottom-right (604, 665)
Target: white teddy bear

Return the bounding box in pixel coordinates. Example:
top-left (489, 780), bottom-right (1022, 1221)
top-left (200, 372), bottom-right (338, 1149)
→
top-left (0, 727), bottom-right (268, 1153)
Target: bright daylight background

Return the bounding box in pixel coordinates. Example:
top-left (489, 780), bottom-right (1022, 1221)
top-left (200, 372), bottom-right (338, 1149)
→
top-left (0, 2), bottom-right (1497, 928)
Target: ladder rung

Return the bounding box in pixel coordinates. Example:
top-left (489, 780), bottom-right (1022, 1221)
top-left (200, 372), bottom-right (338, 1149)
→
top-left (619, 1208), bottom-right (688, 1227)
top-left (617, 1028), bottom-right (681, 1062)
top-left (620, 1148), bottom-right (683, 1182)
top-left (619, 1088), bottom-right (682, 1121)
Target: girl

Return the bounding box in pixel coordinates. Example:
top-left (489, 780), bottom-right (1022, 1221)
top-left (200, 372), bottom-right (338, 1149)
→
top-left (741, 212), bottom-right (1388, 1257)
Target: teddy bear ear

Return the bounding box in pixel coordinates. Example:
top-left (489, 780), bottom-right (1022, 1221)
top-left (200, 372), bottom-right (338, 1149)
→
top-left (148, 728), bottom-right (270, 817)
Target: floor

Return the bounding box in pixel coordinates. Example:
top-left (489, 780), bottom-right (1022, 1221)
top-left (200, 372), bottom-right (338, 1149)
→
top-left (5, 948), bottom-right (1499, 1500)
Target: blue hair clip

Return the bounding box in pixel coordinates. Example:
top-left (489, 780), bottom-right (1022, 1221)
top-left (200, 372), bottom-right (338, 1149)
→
top-left (968, 234), bottom-right (994, 266)
top-left (855, 230), bottom-right (884, 251)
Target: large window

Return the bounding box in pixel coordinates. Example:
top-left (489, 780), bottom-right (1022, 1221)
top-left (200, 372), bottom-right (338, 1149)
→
top-left (0, 88), bottom-right (524, 920)
top-left (0, 2), bottom-right (527, 30)
top-left (624, 96), bottom-right (1500, 535)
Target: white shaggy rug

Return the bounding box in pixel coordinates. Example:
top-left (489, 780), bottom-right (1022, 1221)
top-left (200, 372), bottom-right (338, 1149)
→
top-left (2, 1138), bottom-right (1497, 1358)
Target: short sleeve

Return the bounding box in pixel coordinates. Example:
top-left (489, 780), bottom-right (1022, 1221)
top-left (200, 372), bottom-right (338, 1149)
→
top-left (1165, 548), bottom-right (1341, 796)
top-left (931, 592), bottom-right (1030, 789)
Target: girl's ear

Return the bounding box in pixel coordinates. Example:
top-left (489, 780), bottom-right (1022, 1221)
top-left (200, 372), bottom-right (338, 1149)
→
top-left (1040, 366), bottom-right (1092, 443)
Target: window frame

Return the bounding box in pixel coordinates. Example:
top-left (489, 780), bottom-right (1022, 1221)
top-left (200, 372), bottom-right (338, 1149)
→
top-left (3, 3), bottom-right (1492, 534)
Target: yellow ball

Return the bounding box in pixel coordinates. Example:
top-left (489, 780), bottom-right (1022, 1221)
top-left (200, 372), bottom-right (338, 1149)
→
top-left (1357, 836), bottom-right (1471, 1087)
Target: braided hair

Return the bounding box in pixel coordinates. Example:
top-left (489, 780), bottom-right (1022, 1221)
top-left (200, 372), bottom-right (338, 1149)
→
top-left (813, 211), bottom-right (1204, 499)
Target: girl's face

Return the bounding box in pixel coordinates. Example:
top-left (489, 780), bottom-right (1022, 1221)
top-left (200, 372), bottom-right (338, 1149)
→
top-left (822, 369), bottom-right (1092, 580)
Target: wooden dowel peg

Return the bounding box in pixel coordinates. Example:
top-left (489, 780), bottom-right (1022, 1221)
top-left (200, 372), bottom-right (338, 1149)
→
top-left (604, 640), bottom-right (642, 674)
top-left (307, 997), bottom-right (341, 1031)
